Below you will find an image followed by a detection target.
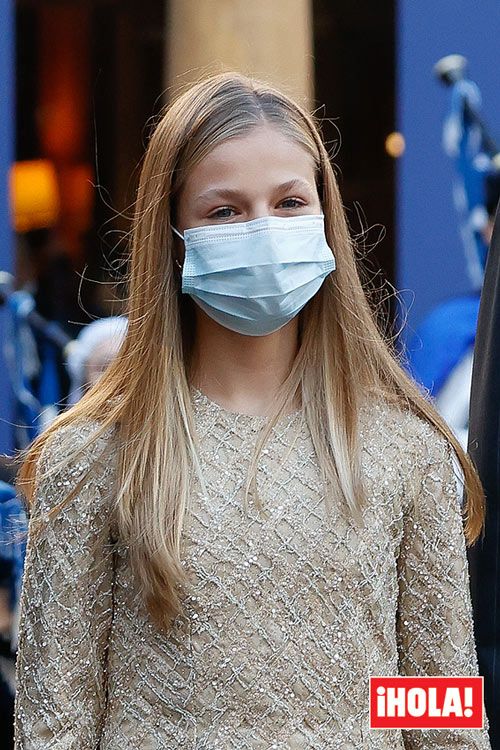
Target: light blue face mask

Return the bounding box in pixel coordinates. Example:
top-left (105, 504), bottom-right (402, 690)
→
top-left (172, 213), bottom-right (336, 336)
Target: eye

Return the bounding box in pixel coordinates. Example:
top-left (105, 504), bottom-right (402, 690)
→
top-left (279, 197), bottom-right (306, 209)
top-left (209, 206), bottom-right (235, 219)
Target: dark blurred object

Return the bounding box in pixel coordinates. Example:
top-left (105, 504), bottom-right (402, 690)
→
top-left (485, 167), bottom-right (500, 217)
top-left (21, 228), bottom-right (82, 336)
top-left (468, 198), bottom-right (500, 749)
top-left (0, 670), bottom-right (14, 747)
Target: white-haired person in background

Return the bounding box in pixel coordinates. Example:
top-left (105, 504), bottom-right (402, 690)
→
top-left (65, 316), bottom-right (128, 406)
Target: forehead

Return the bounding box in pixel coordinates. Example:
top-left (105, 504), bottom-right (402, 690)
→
top-left (181, 124), bottom-right (316, 196)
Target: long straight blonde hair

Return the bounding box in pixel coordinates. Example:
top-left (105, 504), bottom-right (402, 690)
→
top-left (16, 71), bottom-right (485, 633)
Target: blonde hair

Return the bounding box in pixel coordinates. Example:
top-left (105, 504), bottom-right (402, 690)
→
top-left (15, 71), bottom-right (485, 633)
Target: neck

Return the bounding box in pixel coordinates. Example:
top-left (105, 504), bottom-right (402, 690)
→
top-left (188, 309), bottom-right (300, 415)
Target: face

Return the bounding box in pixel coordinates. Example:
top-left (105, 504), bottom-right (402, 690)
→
top-left (173, 122), bottom-right (322, 261)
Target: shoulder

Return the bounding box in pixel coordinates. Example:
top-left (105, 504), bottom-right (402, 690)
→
top-left (358, 395), bottom-right (461, 501)
top-left (39, 417), bottom-right (118, 468)
top-left (360, 398), bottom-right (450, 462)
top-left (32, 418), bottom-right (119, 519)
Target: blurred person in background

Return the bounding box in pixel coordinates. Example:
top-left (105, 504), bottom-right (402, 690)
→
top-left (433, 168), bottom-right (500, 449)
top-left (65, 316), bottom-right (128, 406)
top-left (14, 228), bottom-right (83, 409)
top-left (404, 55), bottom-right (499, 454)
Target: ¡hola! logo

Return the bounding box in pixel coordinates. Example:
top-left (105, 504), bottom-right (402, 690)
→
top-left (369, 676), bottom-right (484, 729)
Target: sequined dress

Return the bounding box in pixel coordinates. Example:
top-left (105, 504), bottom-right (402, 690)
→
top-left (13, 387), bottom-right (492, 749)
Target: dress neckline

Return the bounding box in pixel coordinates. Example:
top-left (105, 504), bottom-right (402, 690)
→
top-left (189, 385), bottom-right (303, 426)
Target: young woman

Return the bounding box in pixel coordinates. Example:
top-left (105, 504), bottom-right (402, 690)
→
top-left (13, 72), bottom-right (491, 749)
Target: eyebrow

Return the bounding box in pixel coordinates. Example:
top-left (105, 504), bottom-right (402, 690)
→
top-left (195, 178), bottom-right (314, 205)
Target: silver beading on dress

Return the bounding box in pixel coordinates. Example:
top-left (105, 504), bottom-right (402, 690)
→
top-left (13, 388), bottom-right (492, 749)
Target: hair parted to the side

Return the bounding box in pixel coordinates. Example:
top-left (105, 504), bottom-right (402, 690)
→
top-left (15, 70), bottom-right (486, 634)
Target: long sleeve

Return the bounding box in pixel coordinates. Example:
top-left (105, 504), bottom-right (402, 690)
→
top-left (13, 420), bottom-right (117, 749)
top-left (396, 425), bottom-right (492, 749)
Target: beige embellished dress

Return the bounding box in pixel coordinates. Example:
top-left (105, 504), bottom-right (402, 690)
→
top-left (13, 387), bottom-right (492, 749)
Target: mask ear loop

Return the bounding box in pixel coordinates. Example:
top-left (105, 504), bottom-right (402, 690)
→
top-left (172, 225), bottom-right (184, 274)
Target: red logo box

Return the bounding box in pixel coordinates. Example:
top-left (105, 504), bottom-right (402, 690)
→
top-left (369, 676), bottom-right (484, 729)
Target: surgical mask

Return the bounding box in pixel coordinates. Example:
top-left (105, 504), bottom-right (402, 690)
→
top-left (172, 213), bottom-right (336, 336)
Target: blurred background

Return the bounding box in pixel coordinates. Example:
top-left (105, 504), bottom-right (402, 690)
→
top-left (0, 1), bottom-right (499, 743)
